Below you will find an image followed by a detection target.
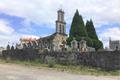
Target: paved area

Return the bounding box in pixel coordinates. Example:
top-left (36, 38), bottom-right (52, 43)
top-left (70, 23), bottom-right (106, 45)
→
top-left (0, 63), bottom-right (120, 80)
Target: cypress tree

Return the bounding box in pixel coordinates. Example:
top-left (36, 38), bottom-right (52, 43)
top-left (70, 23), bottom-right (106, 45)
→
top-left (86, 20), bottom-right (98, 40)
top-left (67, 10), bottom-right (87, 45)
top-left (67, 10), bottom-right (103, 50)
top-left (85, 19), bottom-right (103, 50)
top-left (69, 10), bottom-right (87, 38)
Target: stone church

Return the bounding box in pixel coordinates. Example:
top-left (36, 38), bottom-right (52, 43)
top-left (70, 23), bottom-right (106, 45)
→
top-left (16, 9), bottom-right (95, 52)
top-left (19, 9), bottom-right (67, 51)
top-left (109, 38), bottom-right (120, 51)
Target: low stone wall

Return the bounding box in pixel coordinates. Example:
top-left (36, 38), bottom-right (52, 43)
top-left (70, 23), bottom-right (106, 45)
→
top-left (41, 51), bottom-right (120, 70)
top-left (2, 49), bottom-right (39, 61)
top-left (2, 49), bottom-right (120, 70)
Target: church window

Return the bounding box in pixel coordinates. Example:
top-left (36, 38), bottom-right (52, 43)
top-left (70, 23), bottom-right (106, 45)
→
top-left (59, 24), bottom-right (62, 33)
top-left (63, 25), bottom-right (64, 34)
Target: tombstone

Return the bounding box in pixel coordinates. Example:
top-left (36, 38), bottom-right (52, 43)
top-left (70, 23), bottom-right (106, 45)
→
top-left (11, 45), bottom-right (14, 50)
top-left (71, 38), bottom-right (78, 51)
top-left (79, 39), bottom-right (87, 52)
top-left (6, 44), bottom-right (10, 50)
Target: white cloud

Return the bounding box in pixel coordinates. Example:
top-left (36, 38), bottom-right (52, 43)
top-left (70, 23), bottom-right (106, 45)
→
top-left (0, 32), bottom-right (40, 47)
top-left (0, 0), bottom-right (57, 26)
top-left (0, 0), bottom-right (120, 48)
top-left (0, 0), bottom-right (120, 28)
top-left (15, 19), bottom-right (36, 34)
top-left (0, 19), bottom-right (40, 47)
top-left (99, 27), bottom-right (120, 47)
top-left (0, 20), bottom-right (18, 47)
top-left (0, 20), bottom-right (14, 34)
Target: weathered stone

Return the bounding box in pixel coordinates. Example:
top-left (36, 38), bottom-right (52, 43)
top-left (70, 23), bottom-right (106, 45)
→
top-left (2, 49), bottom-right (120, 70)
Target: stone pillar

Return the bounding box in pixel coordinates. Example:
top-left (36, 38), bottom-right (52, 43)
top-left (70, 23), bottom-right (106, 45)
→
top-left (71, 39), bottom-right (78, 51)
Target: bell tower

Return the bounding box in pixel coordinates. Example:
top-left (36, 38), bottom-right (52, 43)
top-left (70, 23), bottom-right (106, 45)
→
top-left (56, 9), bottom-right (66, 34)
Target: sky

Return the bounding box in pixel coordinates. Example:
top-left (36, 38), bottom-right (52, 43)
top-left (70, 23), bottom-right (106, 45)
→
top-left (0, 0), bottom-right (120, 48)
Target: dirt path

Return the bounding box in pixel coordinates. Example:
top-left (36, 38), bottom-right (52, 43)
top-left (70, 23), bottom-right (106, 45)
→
top-left (0, 63), bottom-right (119, 80)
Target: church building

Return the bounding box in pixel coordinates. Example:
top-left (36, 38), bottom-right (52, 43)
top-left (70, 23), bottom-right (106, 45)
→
top-left (109, 38), bottom-right (120, 51)
top-left (20, 9), bottom-right (67, 51)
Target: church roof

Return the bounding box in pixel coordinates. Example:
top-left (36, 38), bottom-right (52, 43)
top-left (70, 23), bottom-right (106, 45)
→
top-left (37, 32), bottom-right (67, 42)
top-left (37, 34), bottom-right (54, 42)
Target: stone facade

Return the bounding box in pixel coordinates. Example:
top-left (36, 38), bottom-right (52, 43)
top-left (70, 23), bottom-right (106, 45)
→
top-left (2, 49), bottom-right (120, 70)
top-left (0, 47), bottom-right (4, 55)
top-left (71, 38), bottom-right (95, 52)
top-left (0, 47), bottom-right (4, 51)
top-left (109, 38), bottom-right (120, 51)
top-left (36, 33), bottom-right (67, 51)
top-left (79, 39), bottom-right (88, 52)
top-left (52, 33), bottom-right (67, 51)
top-left (56, 9), bottom-right (66, 34)
top-left (18, 9), bottom-right (67, 51)
top-left (71, 38), bottom-right (78, 51)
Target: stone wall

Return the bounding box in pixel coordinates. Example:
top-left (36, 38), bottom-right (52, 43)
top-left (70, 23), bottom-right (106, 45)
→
top-left (2, 49), bottom-right (39, 61)
top-left (2, 49), bottom-right (120, 70)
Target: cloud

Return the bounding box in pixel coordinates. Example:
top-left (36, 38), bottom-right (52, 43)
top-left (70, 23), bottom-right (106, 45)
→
top-left (0, 0), bottom-right (120, 48)
top-left (0, 19), bottom-right (18, 47)
top-left (0, 19), bottom-right (40, 47)
top-left (18, 18), bottom-right (37, 34)
top-left (0, 20), bottom-right (14, 34)
top-left (0, 32), bottom-right (40, 47)
top-left (0, 0), bottom-right (120, 28)
top-left (99, 27), bottom-right (120, 47)
top-left (0, 0), bottom-right (57, 26)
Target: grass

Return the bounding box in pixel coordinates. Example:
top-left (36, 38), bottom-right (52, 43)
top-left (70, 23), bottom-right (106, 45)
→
top-left (0, 58), bottom-right (120, 76)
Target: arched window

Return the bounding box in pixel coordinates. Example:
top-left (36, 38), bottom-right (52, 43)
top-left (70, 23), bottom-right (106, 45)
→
top-left (63, 25), bottom-right (64, 34)
top-left (59, 24), bottom-right (62, 33)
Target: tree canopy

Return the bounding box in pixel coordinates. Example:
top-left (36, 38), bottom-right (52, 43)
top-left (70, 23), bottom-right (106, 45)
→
top-left (86, 20), bottom-right (98, 40)
top-left (69, 10), bottom-right (87, 38)
top-left (67, 10), bottom-right (103, 50)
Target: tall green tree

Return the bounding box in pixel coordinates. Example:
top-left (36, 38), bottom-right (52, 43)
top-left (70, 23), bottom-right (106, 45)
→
top-left (69, 10), bottom-right (87, 38)
top-left (67, 10), bottom-right (87, 45)
top-left (85, 19), bottom-right (103, 50)
top-left (67, 10), bottom-right (103, 50)
top-left (86, 20), bottom-right (98, 40)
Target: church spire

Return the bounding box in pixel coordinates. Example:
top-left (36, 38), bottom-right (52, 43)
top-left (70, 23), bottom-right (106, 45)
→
top-left (56, 9), bottom-right (66, 34)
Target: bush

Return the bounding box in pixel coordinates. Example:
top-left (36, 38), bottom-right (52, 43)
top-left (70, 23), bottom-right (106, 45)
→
top-left (47, 57), bottom-right (56, 68)
top-left (5, 57), bottom-right (11, 63)
top-left (34, 58), bottom-right (43, 64)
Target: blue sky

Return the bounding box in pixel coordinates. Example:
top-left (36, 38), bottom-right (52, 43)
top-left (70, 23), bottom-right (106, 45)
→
top-left (0, 0), bottom-right (120, 48)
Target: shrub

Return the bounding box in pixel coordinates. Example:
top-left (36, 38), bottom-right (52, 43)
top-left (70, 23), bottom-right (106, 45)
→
top-left (47, 57), bottom-right (56, 68)
top-left (34, 58), bottom-right (43, 64)
top-left (5, 57), bottom-right (11, 63)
